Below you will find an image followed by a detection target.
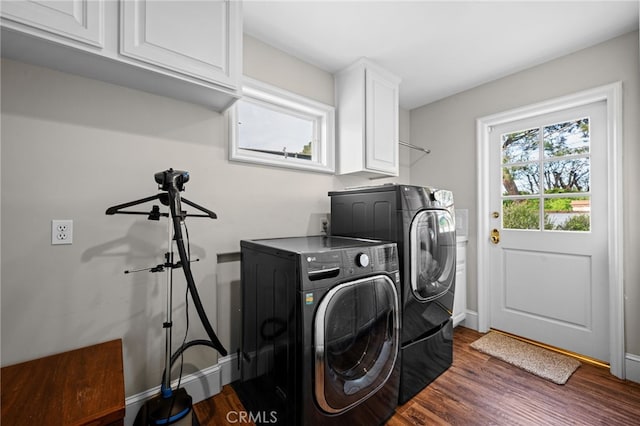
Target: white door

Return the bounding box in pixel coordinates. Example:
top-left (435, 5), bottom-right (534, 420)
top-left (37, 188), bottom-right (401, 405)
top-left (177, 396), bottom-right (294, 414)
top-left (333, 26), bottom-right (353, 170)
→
top-left (488, 100), bottom-right (609, 362)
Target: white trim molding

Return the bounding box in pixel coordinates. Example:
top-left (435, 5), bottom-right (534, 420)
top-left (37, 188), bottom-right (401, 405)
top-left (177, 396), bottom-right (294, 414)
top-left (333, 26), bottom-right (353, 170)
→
top-left (459, 310), bottom-right (479, 331)
top-left (625, 353), bottom-right (640, 384)
top-left (476, 82), bottom-right (625, 379)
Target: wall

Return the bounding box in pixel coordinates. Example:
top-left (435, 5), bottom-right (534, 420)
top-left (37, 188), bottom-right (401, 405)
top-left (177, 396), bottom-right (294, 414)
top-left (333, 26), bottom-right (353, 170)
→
top-left (0, 34), bottom-right (410, 397)
top-left (410, 31), bottom-right (640, 357)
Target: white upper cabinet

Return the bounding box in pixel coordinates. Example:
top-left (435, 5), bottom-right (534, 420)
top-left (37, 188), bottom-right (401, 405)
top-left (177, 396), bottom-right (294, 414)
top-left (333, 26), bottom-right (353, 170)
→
top-left (1, 0), bottom-right (104, 48)
top-left (0, 0), bottom-right (242, 111)
top-left (336, 58), bottom-right (401, 177)
top-left (120, 0), bottom-right (239, 89)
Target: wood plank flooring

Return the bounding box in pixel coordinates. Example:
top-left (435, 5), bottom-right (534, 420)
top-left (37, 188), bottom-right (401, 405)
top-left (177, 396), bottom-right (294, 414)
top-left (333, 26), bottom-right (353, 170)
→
top-left (193, 327), bottom-right (640, 425)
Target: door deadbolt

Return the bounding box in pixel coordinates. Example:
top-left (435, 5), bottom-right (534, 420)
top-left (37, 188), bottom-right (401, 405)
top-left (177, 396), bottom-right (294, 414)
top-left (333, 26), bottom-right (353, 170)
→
top-left (490, 229), bottom-right (500, 244)
top-left (492, 211), bottom-right (500, 218)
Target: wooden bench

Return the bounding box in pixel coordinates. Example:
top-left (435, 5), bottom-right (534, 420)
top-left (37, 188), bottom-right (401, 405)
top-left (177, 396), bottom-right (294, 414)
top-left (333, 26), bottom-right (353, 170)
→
top-left (1, 339), bottom-right (125, 425)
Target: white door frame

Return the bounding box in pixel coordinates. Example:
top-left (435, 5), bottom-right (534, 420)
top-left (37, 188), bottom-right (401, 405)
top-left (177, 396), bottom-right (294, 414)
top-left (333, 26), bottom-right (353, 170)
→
top-left (476, 82), bottom-right (625, 378)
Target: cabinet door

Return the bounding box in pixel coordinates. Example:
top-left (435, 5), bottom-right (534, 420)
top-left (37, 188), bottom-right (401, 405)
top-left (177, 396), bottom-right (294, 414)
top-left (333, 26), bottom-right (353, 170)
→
top-left (1, 0), bottom-right (104, 48)
top-left (120, 0), bottom-right (240, 88)
top-left (364, 66), bottom-right (399, 175)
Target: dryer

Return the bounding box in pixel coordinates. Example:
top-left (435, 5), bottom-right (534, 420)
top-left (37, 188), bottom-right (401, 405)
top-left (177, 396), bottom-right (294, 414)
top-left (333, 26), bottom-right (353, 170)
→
top-left (237, 236), bottom-right (401, 425)
top-left (329, 184), bottom-right (456, 404)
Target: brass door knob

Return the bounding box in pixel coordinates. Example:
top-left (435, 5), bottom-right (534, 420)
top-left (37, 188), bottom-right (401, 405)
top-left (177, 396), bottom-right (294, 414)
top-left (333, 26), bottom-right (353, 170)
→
top-left (490, 229), bottom-right (500, 244)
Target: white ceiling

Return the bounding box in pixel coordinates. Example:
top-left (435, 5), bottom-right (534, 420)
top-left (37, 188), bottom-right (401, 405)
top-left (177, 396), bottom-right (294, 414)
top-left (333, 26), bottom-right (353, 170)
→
top-left (243, 1), bottom-right (639, 110)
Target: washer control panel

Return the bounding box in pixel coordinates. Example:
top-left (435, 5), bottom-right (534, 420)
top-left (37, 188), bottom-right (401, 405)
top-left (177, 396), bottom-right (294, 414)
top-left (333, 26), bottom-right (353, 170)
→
top-left (303, 242), bottom-right (398, 286)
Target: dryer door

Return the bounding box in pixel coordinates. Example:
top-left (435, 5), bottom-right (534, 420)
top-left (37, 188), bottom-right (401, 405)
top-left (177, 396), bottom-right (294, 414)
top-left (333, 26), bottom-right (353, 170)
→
top-left (314, 275), bottom-right (399, 414)
top-left (410, 209), bottom-right (456, 301)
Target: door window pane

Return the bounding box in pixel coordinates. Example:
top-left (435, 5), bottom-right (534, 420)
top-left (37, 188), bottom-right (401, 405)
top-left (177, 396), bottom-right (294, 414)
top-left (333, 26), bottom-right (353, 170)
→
top-left (502, 199), bottom-right (540, 230)
top-left (543, 118), bottom-right (590, 158)
top-left (544, 197), bottom-right (590, 231)
top-left (502, 164), bottom-right (540, 195)
top-left (502, 127), bottom-right (539, 164)
top-left (543, 158), bottom-right (590, 193)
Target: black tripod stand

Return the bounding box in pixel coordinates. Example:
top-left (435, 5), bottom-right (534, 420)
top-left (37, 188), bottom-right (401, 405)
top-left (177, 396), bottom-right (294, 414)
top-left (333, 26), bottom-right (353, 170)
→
top-left (107, 169), bottom-right (227, 425)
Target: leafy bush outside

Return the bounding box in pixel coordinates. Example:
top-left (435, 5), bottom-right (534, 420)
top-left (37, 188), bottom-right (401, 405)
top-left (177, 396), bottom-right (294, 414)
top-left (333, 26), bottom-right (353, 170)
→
top-left (555, 214), bottom-right (590, 231)
top-left (503, 198), bottom-right (589, 231)
top-left (503, 199), bottom-right (544, 230)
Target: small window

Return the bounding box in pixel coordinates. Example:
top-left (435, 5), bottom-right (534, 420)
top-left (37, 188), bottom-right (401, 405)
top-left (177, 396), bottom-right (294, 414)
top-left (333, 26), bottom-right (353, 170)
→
top-left (229, 78), bottom-right (335, 173)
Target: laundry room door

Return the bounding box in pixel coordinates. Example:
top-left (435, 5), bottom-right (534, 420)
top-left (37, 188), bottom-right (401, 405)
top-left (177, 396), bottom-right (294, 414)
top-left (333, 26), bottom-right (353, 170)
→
top-left (487, 99), bottom-right (610, 362)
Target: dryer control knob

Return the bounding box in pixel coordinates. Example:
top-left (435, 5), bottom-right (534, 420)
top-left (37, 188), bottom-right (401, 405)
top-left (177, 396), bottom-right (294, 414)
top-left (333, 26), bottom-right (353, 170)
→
top-left (356, 253), bottom-right (370, 268)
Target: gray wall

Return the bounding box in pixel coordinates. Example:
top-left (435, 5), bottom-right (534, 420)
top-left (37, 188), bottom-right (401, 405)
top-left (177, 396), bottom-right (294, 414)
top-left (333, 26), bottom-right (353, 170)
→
top-left (0, 34), bottom-right (410, 396)
top-left (410, 31), bottom-right (640, 356)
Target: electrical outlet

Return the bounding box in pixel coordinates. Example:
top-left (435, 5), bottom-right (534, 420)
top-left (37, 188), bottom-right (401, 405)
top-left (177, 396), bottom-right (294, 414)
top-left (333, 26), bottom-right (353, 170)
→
top-left (52, 220), bottom-right (73, 245)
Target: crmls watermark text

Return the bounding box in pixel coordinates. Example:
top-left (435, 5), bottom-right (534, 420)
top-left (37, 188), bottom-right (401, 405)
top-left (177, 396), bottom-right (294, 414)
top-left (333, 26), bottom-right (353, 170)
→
top-left (226, 410), bottom-right (278, 424)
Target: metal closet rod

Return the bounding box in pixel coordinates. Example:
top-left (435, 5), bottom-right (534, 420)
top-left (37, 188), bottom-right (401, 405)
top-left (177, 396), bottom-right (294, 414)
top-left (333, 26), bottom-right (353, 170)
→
top-left (399, 140), bottom-right (431, 154)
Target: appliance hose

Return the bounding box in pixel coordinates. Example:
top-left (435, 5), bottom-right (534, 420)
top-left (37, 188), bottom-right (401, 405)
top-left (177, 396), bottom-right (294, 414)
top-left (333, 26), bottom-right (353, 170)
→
top-left (167, 187), bottom-right (228, 359)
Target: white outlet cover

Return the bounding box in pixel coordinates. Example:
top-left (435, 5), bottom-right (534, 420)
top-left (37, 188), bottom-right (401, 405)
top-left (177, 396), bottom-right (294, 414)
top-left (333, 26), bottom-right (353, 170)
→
top-left (52, 220), bottom-right (73, 245)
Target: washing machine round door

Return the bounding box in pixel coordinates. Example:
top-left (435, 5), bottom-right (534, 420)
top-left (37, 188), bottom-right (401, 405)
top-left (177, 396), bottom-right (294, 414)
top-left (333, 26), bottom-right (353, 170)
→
top-left (410, 209), bottom-right (456, 301)
top-left (314, 275), bottom-right (399, 414)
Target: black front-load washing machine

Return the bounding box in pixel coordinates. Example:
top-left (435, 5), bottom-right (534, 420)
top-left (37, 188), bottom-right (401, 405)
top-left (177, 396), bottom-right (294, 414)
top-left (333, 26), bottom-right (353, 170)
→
top-left (236, 236), bottom-right (400, 425)
top-left (329, 184), bottom-right (457, 405)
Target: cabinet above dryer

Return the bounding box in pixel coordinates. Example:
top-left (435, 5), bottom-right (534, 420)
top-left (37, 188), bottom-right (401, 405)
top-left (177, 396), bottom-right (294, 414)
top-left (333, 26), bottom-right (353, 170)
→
top-left (335, 58), bottom-right (401, 177)
top-left (1, 0), bottom-right (242, 111)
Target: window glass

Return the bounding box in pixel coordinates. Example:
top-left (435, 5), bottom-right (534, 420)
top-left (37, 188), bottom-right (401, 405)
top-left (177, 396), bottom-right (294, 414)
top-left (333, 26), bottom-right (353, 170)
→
top-left (502, 116), bottom-right (591, 232)
top-left (502, 127), bottom-right (539, 164)
top-left (229, 78), bottom-right (335, 173)
top-left (543, 118), bottom-right (590, 158)
top-left (237, 99), bottom-right (315, 161)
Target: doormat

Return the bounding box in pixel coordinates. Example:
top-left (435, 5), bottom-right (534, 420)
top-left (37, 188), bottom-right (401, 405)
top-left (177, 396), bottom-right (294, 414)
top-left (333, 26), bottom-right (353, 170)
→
top-left (470, 331), bottom-right (580, 385)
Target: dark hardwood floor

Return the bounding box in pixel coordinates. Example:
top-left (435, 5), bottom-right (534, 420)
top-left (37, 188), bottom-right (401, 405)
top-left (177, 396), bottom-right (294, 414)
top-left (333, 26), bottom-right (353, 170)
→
top-left (193, 327), bottom-right (640, 425)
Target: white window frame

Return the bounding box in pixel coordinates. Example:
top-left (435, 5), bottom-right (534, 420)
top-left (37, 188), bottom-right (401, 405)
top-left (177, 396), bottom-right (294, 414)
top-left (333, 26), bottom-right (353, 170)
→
top-left (228, 77), bottom-right (335, 173)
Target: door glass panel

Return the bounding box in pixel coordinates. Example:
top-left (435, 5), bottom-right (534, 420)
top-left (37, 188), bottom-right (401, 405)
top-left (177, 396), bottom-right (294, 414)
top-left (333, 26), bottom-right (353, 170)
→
top-left (502, 164), bottom-right (540, 195)
top-left (502, 127), bottom-right (539, 163)
top-left (501, 116), bottom-right (591, 233)
top-left (502, 199), bottom-right (540, 230)
top-left (543, 158), bottom-right (590, 194)
top-left (410, 210), bottom-right (456, 301)
top-left (316, 276), bottom-right (398, 413)
top-left (543, 117), bottom-right (590, 158)
top-left (544, 197), bottom-right (591, 231)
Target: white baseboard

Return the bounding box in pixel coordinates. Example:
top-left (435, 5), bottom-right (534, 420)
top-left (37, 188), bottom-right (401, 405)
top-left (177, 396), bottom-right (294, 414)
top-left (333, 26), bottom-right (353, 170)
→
top-left (456, 310), bottom-right (478, 331)
top-left (625, 353), bottom-right (640, 384)
top-left (124, 353), bottom-right (240, 426)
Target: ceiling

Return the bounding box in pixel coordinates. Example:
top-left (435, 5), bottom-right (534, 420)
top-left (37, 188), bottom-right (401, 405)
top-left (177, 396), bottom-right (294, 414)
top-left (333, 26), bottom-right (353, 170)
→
top-left (243, 1), bottom-right (639, 110)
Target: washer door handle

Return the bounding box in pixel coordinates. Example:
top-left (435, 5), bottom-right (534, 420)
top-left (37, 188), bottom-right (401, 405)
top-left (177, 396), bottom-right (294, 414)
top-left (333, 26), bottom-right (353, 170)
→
top-left (308, 267), bottom-right (341, 281)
